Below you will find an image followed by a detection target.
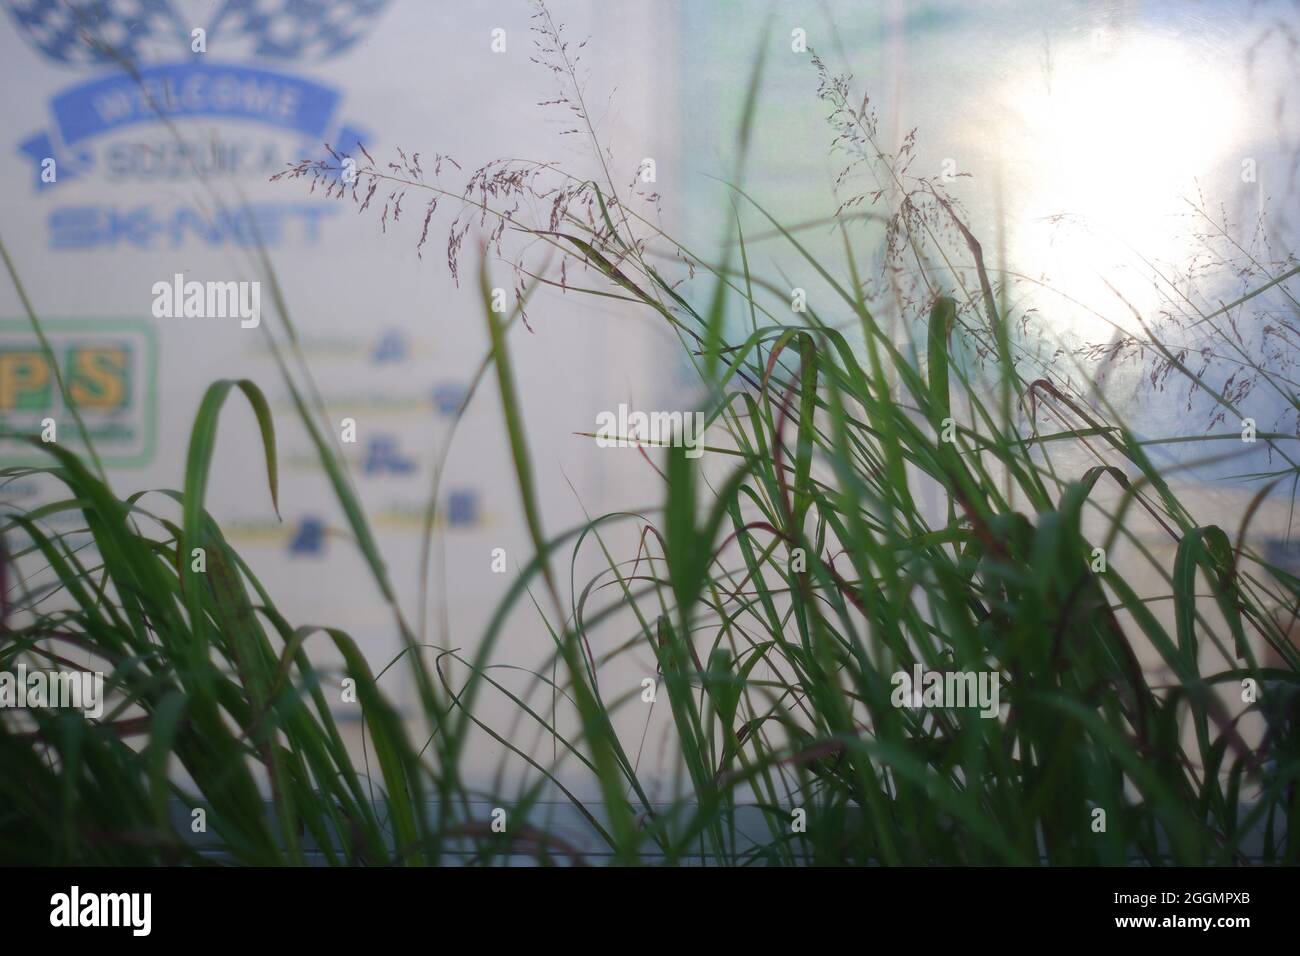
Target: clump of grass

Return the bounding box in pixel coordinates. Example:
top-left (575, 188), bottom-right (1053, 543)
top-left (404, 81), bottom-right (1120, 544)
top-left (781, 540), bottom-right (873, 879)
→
top-left (270, 2), bottom-right (1300, 864)
top-left (0, 232), bottom-right (596, 864)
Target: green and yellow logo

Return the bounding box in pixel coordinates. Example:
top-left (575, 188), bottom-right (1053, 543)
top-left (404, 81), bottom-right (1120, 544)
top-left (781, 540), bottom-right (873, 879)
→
top-left (0, 320), bottom-right (157, 466)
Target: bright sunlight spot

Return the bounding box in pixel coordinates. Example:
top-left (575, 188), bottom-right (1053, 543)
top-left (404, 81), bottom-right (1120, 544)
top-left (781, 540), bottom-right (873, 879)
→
top-left (997, 33), bottom-right (1244, 340)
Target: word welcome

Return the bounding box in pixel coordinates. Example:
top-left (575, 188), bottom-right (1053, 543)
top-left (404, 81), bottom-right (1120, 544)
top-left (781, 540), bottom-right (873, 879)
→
top-left (594, 404), bottom-right (706, 458)
top-left (0, 664), bottom-right (103, 718)
top-left (890, 664), bottom-right (1000, 718)
top-left (151, 274), bottom-right (260, 328)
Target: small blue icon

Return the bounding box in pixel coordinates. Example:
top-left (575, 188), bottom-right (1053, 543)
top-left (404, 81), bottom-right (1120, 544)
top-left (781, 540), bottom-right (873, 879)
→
top-left (373, 329), bottom-right (407, 362)
top-left (364, 434), bottom-right (416, 475)
top-left (290, 515), bottom-right (325, 555)
top-left (447, 489), bottom-right (478, 527)
top-left (432, 382), bottom-right (466, 415)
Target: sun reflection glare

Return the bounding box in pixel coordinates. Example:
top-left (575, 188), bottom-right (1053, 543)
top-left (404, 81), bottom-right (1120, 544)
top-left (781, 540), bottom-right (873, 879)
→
top-left (998, 35), bottom-right (1243, 341)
